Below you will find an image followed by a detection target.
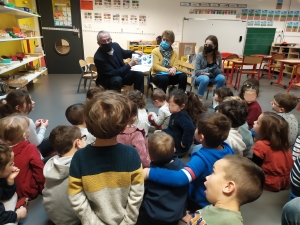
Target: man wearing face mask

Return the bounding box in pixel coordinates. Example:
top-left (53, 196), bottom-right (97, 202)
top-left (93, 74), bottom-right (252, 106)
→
top-left (192, 35), bottom-right (225, 102)
top-left (150, 30), bottom-right (187, 93)
top-left (94, 30), bottom-right (144, 93)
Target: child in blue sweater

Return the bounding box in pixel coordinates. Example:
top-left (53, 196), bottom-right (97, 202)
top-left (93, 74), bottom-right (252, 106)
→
top-left (144, 112), bottom-right (235, 212)
top-left (137, 132), bottom-right (189, 225)
top-left (163, 89), bottom-right (195, 157)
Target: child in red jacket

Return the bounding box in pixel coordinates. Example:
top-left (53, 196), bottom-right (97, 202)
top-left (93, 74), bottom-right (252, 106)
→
top-left (0, 115), bottom-right (45, 200)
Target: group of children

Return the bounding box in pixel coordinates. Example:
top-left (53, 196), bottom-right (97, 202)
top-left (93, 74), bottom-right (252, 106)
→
top-left (0, 77), bottom-right (298, 224)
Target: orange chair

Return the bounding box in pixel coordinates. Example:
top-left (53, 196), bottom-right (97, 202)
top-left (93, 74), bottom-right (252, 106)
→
top-left (234, 56), bottom-right (264, 91)
top-left (221, 52), bottom-right (234, 60)
top-left (261, 53), bottom-right (284, 80)
top-left (287, 64), bottom-right (300, 92)
top-left (222, 54), bottom-right (239, 81)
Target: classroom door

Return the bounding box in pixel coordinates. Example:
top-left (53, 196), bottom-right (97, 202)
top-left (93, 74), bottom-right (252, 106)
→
top-left (37, 0), bottom-right (84, 74)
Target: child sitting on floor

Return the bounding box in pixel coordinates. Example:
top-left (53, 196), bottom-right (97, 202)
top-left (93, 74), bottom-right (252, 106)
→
top-left (0, 143), bottom-right (27, 225)
top-left (252, 112), bottom-right (293, 191)
top-left (214, 86), bottom-right (234, 112)
top-left (163, 89), bottom-right (195, 157)
top-left (144, 112), bottom-right (234, 211)
top-left (68, 91), bottom-right (144, 224)
top-left (0, 115), bottom-right (44, 200)
top-left (186, 91), bottom-right (207, 127)
top-left (65, 103), bottom-right (96, 145)
top-left (86, 86), bottom-right (105, 101)
top-left (43, 125), bottom-right (86, 225)
top-left (148, 89), bottom-right (171, 130)
top-left (136, 132), bottom-right (189, 225)
top-left (271, 92), bottom-right (298, 147)
top-left (187, 155), bottom-right (265, 225)
top-left (126, 90), bottom-right (150, 135)
top-left (117, 100), bottom-right (150, 168)
top-left (239, 79), bottom-right (262, 130)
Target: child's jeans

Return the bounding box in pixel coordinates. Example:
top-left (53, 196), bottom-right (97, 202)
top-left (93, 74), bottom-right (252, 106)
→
top-left (1, 192), bottom-right (18, 225)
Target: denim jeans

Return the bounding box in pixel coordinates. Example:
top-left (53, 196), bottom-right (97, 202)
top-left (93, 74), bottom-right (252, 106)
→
top-left (195, 74), bottom-right (226, 96)
top-left (281, 197), bottom-right (300, 225)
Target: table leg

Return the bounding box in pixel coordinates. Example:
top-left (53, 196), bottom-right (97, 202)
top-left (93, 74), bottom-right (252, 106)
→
top-left (226, 63), bottom-right (236, 87)
top-left (270, 62), bottom-right (287, 88)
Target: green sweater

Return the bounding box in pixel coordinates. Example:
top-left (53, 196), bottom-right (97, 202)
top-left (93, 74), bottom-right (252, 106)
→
top-left (68, 144), bottom-right (144, 225)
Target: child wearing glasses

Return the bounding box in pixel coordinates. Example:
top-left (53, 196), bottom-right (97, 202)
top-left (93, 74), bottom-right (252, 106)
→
top-left (271, 93), bottom-right (298, 149)
top-left (65, 103), bottom-right (96, 145)
top-left (0, 115), bottom-right (45, 200)
top-left (43, 125), bottom-right (86, 225)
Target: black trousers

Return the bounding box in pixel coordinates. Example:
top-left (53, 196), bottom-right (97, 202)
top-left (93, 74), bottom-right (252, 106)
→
top-left (136, 206), bottom-right (179, 225)
top-left (151, 72), bottom-right (187, 93)
top-left (99, 71), bottom-right (144, 93)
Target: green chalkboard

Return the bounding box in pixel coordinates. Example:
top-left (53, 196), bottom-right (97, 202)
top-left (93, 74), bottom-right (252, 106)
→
top-left (244, 28), bottom-right (276, 56)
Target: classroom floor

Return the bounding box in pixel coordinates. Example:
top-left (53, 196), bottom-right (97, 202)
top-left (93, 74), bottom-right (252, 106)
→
top-left (19, 72), bottom-right (299, 225)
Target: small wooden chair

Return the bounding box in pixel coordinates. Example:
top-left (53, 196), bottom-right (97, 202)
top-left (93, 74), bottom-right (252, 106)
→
top-left (222, 54), bottom-right (239, 81)
top-left (287, 64), bottom-right (300, 92)
top-left (261, 53), bottom-right (284, 80)
top-left (77, 60), bottom-right (97, 92)
top-left (235, 55), bottom-right (264, 91)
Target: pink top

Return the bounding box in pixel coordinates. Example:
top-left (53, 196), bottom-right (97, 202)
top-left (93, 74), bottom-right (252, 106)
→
top-left (117, 126), bottom-right (150, 168)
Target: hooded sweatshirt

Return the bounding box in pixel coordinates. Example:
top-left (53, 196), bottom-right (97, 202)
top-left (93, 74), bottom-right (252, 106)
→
top-left (43, 155), bottom-right (80, 225)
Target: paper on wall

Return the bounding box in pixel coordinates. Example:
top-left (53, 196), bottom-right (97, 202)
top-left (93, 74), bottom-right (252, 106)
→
top-left (103, 13), bottom-right (112, 22)
top-left (113, 14), bottom-right (120, 23)
top-left (94, 12), bottom-right (102, 22)
top-left (132, 0), bottom-right (139, 9)
top-left (123, 0), bottom-right (130, 9)
top-left (104, 0), bottom-right (112, 8)
top-left (113, 0), bottom-right (121, 9)
top-left (121, 14), bottom-right (129, 24)
top-left (130, 14), bottom-right (138, 24)
top-left (94, 0), bottom-right (102, 8)
top-left (184, 45), bottom-right (193, 56)
top-left (139, 15), bottom-right (146, 25)
top-left (84, 12), bottom-right (93, 21)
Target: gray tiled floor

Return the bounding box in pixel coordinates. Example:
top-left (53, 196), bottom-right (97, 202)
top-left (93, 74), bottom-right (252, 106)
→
top-left (20, 72), bottom-right (299, 225)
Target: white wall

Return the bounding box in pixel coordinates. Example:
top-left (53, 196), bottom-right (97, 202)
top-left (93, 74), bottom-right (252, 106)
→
top-left (81, 0), bottom-right (300, 58)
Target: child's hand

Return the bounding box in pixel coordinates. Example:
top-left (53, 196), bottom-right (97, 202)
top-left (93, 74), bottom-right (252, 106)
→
top-left (35, 119), bottom-right (42, 128)
top-left (143, 168), bottom-right (150, 180)
top-left (40, 119), bottom-right (49, 128)
top-left (181, 142), bottom-right (186, 148)
top-left (7, 166), bottom-right (20, 185)
top-left (181, 211), bottom-right (192, 223)
top-left (16, 207), bottom-right (27, 220)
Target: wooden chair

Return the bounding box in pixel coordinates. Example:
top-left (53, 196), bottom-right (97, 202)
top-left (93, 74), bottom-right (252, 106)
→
top-left (77, 60), bottom-right (97, 92)
top-left (261, 53), bottom-right (284, 80)
top-left (222, 54), bottom-right (239, 81)
top-left (287, 64), bottom-right (300, 92)
top-left (221, 52), bottom-right (235, 60)
top-left (234, 56), bottom-right (264, 91)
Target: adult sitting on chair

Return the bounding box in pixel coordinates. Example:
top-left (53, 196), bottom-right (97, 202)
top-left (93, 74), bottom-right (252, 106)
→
top-left (94, 30), bottom-right (144, 93)
top-left (192, 35), bottom-right (225, 100)
top-left (150, 30), bottom-right (187, 93)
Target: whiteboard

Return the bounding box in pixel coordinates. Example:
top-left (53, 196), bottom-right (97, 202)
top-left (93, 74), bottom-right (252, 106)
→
top-left (182, 19), bottom-right (247, 56)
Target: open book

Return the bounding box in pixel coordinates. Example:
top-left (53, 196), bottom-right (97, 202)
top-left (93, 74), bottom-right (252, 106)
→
top-left (130, 54), bottom-right (153, 72)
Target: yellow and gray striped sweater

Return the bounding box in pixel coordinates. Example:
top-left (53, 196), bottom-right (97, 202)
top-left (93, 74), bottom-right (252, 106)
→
top-left (68, 143), bottom-right (144, 225)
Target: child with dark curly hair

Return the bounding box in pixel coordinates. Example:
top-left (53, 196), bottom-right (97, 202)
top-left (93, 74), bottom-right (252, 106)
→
top-left (214, 87), bottom-right (234, 112)
top-left (125, 90), bottom-right (150, 135)
top-left (186, 91), bottom-right (207, 126)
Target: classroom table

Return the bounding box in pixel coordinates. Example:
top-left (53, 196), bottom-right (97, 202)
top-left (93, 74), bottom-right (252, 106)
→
top-left (225, 58), bottom-right (243, 88)
top-left (270, 59), bottom-right (300, 88)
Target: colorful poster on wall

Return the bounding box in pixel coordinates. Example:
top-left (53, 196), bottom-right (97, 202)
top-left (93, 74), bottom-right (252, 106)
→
top-left (84, 12), bottom-right (93, 21)
top-left (241, 9), bottom-right (248, 20)
top-left (247, 9), bottom-right (254, 20)
top-left (132, 0), bottom-right (139, 9)
top-left (121, 14), bottom-right (129, 23)
top-left (274, 10), bottom-right (281, 21)
top-left (113, 13), bottom-right (120, 23)
top-left (254, 20), bottom-right (260, 26)
top-left (123, 0), bottom-right (130, 9)
top-left (139, 14), bottom-right (146, 25)
top-left (236, 13), bottom-right (241, 19)
top-left (261, 21), bottom-right (267, 26)
top-left (94, 0), bottom-right (102, 8)
top-left (267, 10), bottom-right (274, 21)
top-left (130, 14), bottom-right (138, 24)
top-left (247, 20), bottom-right (254, 26)
top-left (80, 0), bottom-right (93, 10)
top-left (293, 11), bottom-right (300, 21)
top-left (113, 0), bottom-right (121, 9)
top-left (267, 21), bottom-right (273, 26)
top-left (293, 21), bottom-right (299, 32)
top-left (52, 0), bottom-right (72, 27)
top-left (286, 21), bottom-right (293, 32)
top-left (287, 11), bottom-right (294, 21)
top-left (254, 10), bottom-right (261, 20)
top-left (94, 12), bottom-right (102, 22)
top-left (261, 10), bottom-right (268, 20)
top-left (104, 0), bottom-right (112, 8)
top-left (280, 11), bottom-right (287, 21)
top-left (103, 13), bottom-right (111, 22)
top-left (276, 0), bottom-right (283, 9)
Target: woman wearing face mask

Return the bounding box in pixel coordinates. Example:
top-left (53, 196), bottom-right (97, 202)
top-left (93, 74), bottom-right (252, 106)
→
top-left (192, 35), bottom-right (225, 101)
top-left (151, 30), bottom-right (187, 93)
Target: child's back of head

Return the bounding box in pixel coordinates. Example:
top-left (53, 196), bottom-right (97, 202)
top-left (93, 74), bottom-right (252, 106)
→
top-left (86, 86), bottom-right (105, 100)
top-left (219, 99), bottom-right (248, 128)
top-left (186, 91), bottom-right (207, 125)
top-left (151, 89), bottom-right (167, 103)
top-left (215, 87), bottom-right (234, 103)
top-left (65, 103), bottom-right (84, 126)
top-left (0, 115), bottom-right (29, 146)
top-left (49, 125), bottom-right (83, 157)
top-left (273, 92), bottom-right (298, 113)
top-left (196, 112), bottom-right (230, 148)
top-left (148, 132), bottom-right (174, 166)
top-left (84, 90), bottom-right (131, 139)
top-left (0, 143), bottom-right (13, 178)
top-left (125, 90), bottom-right (146, 109)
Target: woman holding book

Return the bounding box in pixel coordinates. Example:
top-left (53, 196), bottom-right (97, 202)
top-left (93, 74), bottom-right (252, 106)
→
top-left (150, 30), bottom-right (187, 93)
